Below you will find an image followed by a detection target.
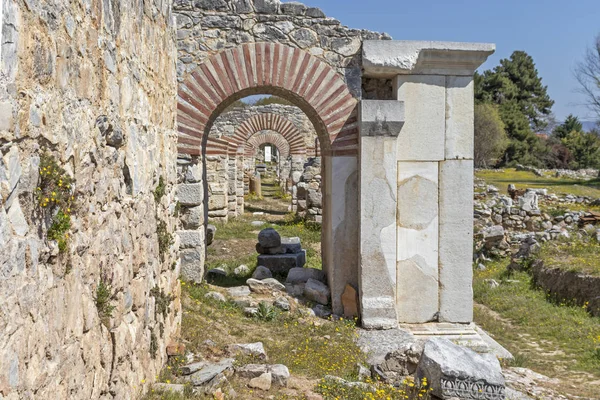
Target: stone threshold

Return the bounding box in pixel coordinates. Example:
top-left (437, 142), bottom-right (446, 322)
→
top-left (398, 322), bottom-right (513, 360)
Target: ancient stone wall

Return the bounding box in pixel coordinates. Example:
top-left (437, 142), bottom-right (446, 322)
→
top-left (211, 104), bottom-right (317, 154)
top-left (0, 1), bottom-right (180, 399)
top-left (292, 157), bottom-right (322, 222)
top-left (174, 0), bottom-right (391, 97)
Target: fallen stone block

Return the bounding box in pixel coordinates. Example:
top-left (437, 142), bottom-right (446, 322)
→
top-left (416, 338), bottom-right (505, 400)
top-left (249, 372), bottom-right (272, 391)
top-left (252, 265), bottom-right (273, 280)
top-left (304, 278), bottom-right (330, 305)
top-left (247, 278), bottom-right (285, 294)
top-left (236, 364), bottom-right (268, 379)
top-left (231, 342), bottom-right (268, 360)
top-left (258, 251), bottom-right (306, 275)
top-left (286, 267), bottom-right (325, 284)
top-left (189, 358), bottom-right (234, 387)
top-left (226, 286), bottom-right (251, 298)
top-left (270, 364), bottom-right (290, 387)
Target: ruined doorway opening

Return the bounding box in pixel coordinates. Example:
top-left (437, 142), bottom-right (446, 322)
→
top-left (177, 43), bottom-right (358, 313)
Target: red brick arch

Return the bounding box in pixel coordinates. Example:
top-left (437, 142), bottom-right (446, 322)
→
top-left (227, 113), bottom-right (306, 157)
top-left (245, 131), bottom-right (291, 159)
top-left (177, 43), bottom-right (358, 157)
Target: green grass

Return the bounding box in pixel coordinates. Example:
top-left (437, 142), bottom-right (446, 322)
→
top-left (537, 238), bottom-right (600, 277)
top-left (473, 259), bottom-right (600, 393)
top-left (476, 168), bottom-right (600, 198)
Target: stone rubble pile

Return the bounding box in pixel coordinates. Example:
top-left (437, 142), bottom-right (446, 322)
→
top-left (292, 157), bottom-right (323, 223)
top-left (474, 181), bottom-right (600, 259)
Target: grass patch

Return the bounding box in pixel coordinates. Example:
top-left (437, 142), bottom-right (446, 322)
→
top-left (476, 168), bottom-right (600, 198)
top-left (316, 376), bottom-right (432, 400)
top-left (473, 259), bottom-right (600, 396)
top-left (537, 238), bottom-right (600, 277)
top-left (181, 282), bottom-right (364, 380)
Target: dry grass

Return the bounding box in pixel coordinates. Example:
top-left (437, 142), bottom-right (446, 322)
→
top-left (476, 168), bottom-right (600, 198)
top-left (537, 238), bottom-right (600, 277)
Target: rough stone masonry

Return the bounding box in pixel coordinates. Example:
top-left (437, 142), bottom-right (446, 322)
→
top-left (0, 0), bottom-right (180, 399)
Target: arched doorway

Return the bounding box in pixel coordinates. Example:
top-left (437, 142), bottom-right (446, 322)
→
top-left (177, 42), bottom-right (359, 314)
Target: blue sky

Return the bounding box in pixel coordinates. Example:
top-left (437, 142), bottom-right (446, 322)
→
top-left (287, 0), bottom-right (600, 122)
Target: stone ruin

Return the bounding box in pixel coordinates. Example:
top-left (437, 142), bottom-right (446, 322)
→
top-left (0, 0), bottom-right (496, 398)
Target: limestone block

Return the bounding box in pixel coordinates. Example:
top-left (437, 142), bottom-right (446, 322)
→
top-left (394, 75), bottom-right (446, 161)
top-left (445, 76), bottom-right (474, 159)
top-left (416, 338), bottom-right (505, 399)
top-left (177, 183), bottom-right (204, 206)
top-left (208, 194), bottom-right (227, 211)
top-left (362, 41), bottom-right (496, 77)
top-left (358, 136), bottom-right (398, 329)
top-left (439, 160), bottom-right (473, 323)
top-left (396, 162), bottom-right (439, 323)
top-left (177, 229), bottom-right (204, 249)
top-left (180, 247), bottom-right (205, 283)
top-left (181, 205), bottom-right (204, 229)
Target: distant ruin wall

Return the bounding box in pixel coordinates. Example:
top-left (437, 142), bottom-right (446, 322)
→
top-left (0, 1), bottom-right (180, 399)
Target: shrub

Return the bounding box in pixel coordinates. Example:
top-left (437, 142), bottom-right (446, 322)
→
top-left (95, 279), bottom-right (115, 326)
top-left (37, 152), bottom-right (76, 253)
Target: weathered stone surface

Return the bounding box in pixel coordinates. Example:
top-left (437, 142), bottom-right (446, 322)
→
top-left (252, 265), bottom-right (273, 280)
top-left (439, 160), bottom-right (474, 323)
top-left (273, 296), bottom-right (290, 311)
top-left (246, 278), bottom-right (285, 293)
top-left (181, 247), bottom-right (206, 283)
top-left (205, 291), bottom-right (226, 302)
top-left (226, 286), bottom-right (251, 298)
top-left (363, 41), bottom-right (495, 77)
top-left (249, 372), bottom-right (272, 391)
top-left (178, 183), bottom-right (204, 206)
top-left (254, 0), bottom-right (279, 13)
top-left (270, 364), bottom-right (290, 387)
top-left (258, 228), bottom-right (281, 248)
top-left (258, 251), bottom-right (306, 275)
top-left (519, 191), bottom-right (539, 212)
top-left (281, 1), bottom-right (306, 15)
top-left (304, 278), bottom-right (330, 305)
top-left (177, 230), bottom-right (204, 248)
top-left (396, 162), bottom-right (439, 323)
top-left (236, 364), bottom-right (268, 378)
top-left (190, 359), bottom-right (234, 386)
top-left (231, 342), bottom-right (267, 360)
top-left (394, 75), bottom-right (446, 161)
top-left (286, 267), bottom-right (325, 284)
top-left (416, 338), bottom-right (505, 400)
top-left (341, 284), bottom-right (359, 319)
top-left (181, 206), bottom-right (204, 229)
top-left (375, 341), bottom-right (423, 382)
top-left (445, 76), bottom-right (474, 159)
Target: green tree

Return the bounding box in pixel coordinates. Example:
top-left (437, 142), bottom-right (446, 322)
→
top-left (475, 51), bottom-right (554, 166)
top-left (561, 130), bottom-right (600, 169)
top-left (553, 114), bottom-right (583, 139)
top-left (474, 103), bottom-right (508, 167)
